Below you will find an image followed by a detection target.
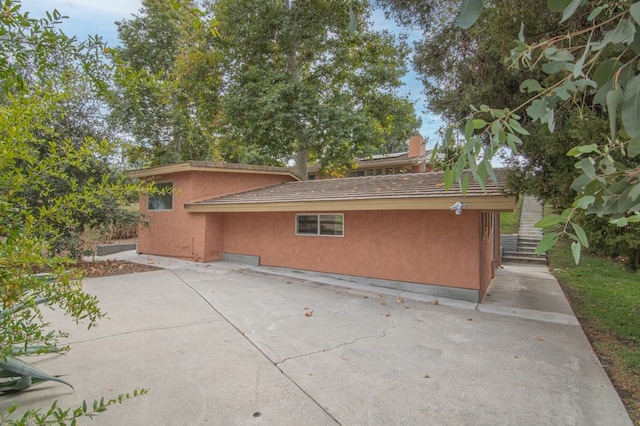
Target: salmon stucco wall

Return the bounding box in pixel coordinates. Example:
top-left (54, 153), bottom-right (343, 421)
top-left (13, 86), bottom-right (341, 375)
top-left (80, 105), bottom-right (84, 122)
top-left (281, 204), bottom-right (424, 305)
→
top-left (221, 210), bottom-right (483, 290)
top-left (137, 171), bottom-right (295, 261)
top-left (478, 212), bottom-right (497, 298)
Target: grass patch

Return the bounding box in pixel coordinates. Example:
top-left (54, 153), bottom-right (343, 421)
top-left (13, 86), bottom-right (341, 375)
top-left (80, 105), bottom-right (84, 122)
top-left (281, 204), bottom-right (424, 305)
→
top-left (548, 240), bottom-right (640, 423)
top-left (500, 194), bottom-right (523, 234)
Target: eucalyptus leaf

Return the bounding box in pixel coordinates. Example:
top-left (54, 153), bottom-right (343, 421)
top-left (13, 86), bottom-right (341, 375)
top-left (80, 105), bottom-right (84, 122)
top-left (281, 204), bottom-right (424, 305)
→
top-left (520, 79), bottom-right (544, 93)
top-left (606, 87), bottom-right (623, 141)
top-left (571, 222), bottom-right (589, 248)
top-left (571, 241), bottom-right (581, 264)
top-left (456, 0), bottom-right (483, 29)
top-left (631, 2), bottom-right (640, 25)
top-left (444, 167), bottom-right (454, 190)
top-left (535, 214), bottom-right (564, 228)
top-left (561, 0), bottom-right (586, 23)
top-left (464, 119), bottom-right (475, 139)
top-left (542, 60), bottom-right (567, 74)
top-left (593, 80), bottom-right (613, 107)
top-left (508, 118), bottom-right (530, 135)
top-left (592, 59), bottom-right (622, 87)
top-left (526, 99), bottom-right (548, 121)
top-left (536, 232), bottom-right (559, 255)
top-left (628, 136), bottom-right (640, 158)
top-left (576, 195), bottom-right (595, 209)
top-left (609, 217), bottom-right (628, 227)
top-left (587, 6), bottom-right (605, 21)
top-left (622, 75), bottom-right (640, 138)
top-left (580, 157), bottom-right (596, 178)
top-left (472, 119), bottom-right (488, 129)
top-left (543, 47), bottom-right (574, 61)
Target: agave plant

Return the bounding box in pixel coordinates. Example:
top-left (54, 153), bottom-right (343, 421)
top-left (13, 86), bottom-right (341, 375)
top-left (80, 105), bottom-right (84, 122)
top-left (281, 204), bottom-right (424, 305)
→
top-left (0, 271), bottom-right (94, 394)
top-left (0, 356), bottom-right (73, 393)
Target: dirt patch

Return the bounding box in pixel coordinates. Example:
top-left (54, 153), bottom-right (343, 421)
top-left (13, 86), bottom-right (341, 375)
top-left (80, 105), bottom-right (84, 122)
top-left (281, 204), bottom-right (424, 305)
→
top-left (76, 259), bottom-right (162, 278)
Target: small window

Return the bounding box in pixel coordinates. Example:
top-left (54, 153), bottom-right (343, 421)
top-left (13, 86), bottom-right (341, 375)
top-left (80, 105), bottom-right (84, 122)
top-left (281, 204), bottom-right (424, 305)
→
top-left (148, 182), bottom-right (173, 210)
top-left (296, 214), bottom-right (344, 236)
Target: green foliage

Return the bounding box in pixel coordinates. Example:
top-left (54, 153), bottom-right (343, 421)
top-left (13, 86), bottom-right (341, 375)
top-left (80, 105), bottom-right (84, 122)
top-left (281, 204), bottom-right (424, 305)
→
top-left (0, 389), bottom-right (149, 425)
top-left (1, 1), bottom-right (149, 420)
top-left (109, 0), bottom-right (221, 166)
top-left (576, 211), bottom-right (640, 271)
top-left (436, 0), bottom-right (640, 264)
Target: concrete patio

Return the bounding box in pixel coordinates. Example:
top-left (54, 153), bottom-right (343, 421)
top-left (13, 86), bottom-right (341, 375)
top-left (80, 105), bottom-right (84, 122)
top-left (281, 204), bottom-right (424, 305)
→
top-left (0, 252), bottom-right (632, 425)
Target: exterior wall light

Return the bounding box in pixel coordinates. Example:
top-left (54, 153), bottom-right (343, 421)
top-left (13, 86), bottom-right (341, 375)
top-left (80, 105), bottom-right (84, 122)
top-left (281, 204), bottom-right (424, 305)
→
top-left (449, 201), bottom-right (466, 215)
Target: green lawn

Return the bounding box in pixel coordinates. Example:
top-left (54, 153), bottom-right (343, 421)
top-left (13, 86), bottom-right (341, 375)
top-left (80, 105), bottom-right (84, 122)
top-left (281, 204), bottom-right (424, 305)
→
top-left (548, 240), bottom-right (640, 423)
top-left (500, 194), bottom-right (522, 234)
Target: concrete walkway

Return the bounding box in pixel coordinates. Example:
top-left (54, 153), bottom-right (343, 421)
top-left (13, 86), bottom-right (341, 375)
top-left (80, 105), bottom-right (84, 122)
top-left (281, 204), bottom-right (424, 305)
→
top-left (519, 196), bottom-right (544, 240)
top-left (0, 252), bottom-right (631, 425)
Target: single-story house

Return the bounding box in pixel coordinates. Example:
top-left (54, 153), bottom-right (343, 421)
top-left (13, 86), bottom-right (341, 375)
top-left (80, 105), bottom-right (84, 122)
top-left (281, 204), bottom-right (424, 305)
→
top-left (127, 161), bottom-right (516, 302)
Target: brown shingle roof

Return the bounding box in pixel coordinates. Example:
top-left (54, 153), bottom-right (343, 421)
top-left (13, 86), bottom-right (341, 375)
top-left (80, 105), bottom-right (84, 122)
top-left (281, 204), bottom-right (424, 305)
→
top-left (188, 170), bottom-right (507, 206)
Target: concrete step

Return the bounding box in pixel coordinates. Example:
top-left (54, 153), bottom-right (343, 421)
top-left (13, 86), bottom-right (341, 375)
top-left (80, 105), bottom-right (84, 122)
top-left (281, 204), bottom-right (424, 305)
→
top-left (518, 244), bottom-right (539, 252)
top-left (519, 233), bottom-right (543, 239)
top-left (502, 253), bottom-right (548, 265)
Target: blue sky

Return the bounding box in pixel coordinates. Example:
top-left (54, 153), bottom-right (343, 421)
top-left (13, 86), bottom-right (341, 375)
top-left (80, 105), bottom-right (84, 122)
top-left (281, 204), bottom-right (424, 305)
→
top-left (24, 0), bottom-right (443, 147)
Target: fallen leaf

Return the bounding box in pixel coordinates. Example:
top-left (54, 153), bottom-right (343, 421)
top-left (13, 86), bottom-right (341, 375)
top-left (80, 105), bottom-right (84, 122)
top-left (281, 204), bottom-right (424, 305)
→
top-left (240, 330), bottom-right (246, 336)
top-left (363, 296), bottom-right (368, 299)
top-left (381, 302), bottom-right (387, 306)
top-left (396, 296), bottom-right (404, 303)
top-left (467, 318), bottom-right (473, 321)
top-left (417, 319), bottom-right (424, 323)
top-left (433, 299), bottom-right (440, 305)
top-left (385, 313), bottom-right (391, 317)
top-left (404, 306), bottom-right (410, 309)
top-left (304, 307), bottom-right (310, 310)
top-left (423, 374), bottom-right (431, 379)
top-left (536, 336), bottom-right (544, 341)
top-left (305, 310), bottom-right (314, 317)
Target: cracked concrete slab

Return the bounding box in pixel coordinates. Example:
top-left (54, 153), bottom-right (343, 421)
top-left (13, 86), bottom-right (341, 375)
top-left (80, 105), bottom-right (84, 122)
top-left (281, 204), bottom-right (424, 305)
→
top-left (0, 252), bottom-right (632, 425)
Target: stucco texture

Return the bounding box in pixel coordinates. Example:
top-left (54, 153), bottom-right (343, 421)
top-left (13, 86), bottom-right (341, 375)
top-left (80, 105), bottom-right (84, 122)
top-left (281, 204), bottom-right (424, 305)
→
top-left (221, 210), bottom-right (485, 290)
top-left (138, 171), bottom-right (295, 260)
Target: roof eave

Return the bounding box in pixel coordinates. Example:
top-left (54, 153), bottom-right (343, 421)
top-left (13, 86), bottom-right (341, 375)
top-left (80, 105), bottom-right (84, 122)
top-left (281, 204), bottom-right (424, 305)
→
top-left (185, 195), bottom-right (516, 213)
top-left (125, 161), bottom-right (301, 180)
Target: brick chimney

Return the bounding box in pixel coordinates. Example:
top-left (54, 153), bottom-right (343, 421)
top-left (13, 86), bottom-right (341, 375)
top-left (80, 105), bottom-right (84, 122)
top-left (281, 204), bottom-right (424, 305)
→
top-left (408, 134), bottom-right (425, 158)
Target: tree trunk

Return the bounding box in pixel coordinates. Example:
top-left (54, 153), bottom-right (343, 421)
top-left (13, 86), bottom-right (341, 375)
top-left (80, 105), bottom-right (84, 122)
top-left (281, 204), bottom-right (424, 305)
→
top-left (295, 148), bottom-right (308, 179)
top-left (283, 0), bottom-right (308, 179)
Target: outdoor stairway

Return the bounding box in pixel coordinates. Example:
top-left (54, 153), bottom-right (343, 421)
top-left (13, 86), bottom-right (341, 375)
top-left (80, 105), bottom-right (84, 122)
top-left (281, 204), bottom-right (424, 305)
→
top-left (502, 196), bottom-right (548, 265)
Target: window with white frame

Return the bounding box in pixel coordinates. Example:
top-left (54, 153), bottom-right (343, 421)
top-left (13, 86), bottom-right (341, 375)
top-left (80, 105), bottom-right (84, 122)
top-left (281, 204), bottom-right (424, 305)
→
top-left (296, 214), bottom-right (344, 236)
top-left (148, 182), bottom-right (173, 210)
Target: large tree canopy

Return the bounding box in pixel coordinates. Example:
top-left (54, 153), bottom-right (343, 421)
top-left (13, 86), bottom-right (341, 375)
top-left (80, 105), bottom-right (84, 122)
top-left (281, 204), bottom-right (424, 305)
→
top-left (210, 0), bottom-right (419, 178)
top-left (109, 0), bottom-right (221, 165)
